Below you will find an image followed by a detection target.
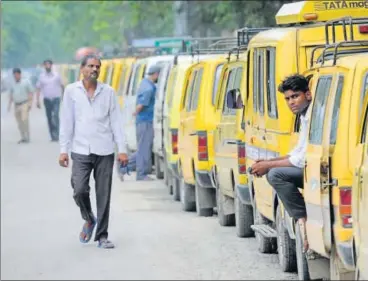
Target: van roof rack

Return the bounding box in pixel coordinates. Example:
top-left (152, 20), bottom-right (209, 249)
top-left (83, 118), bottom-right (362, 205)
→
top-left (310, 16), bottom-right (368, 67)
top-left (237, 27), bottom-right (272, 46)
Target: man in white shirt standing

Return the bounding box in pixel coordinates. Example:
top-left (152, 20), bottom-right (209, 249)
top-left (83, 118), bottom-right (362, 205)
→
top-left (58, 54), bottom-right (128, 249)
top-left (250, 74), bottom-right (312, 251)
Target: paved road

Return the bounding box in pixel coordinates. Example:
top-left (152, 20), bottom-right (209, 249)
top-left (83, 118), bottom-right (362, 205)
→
top-left (1, 101), bottom-right (297, 280)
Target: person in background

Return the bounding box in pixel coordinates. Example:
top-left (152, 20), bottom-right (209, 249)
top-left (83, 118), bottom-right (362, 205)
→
top-left (36, 59), bottom-right (64, 142)
top-left (7, 68), bottom-right (34, 144)
top-left (120, 65), bottom-right (161, 181)
top-left (58, 54), bottom-right (128, 249)
top-left (250, 74), bottom-right (312, 254)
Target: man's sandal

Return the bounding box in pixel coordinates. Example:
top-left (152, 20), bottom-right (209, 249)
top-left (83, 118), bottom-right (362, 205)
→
top-left (79, 219), bottom-right (96, 243)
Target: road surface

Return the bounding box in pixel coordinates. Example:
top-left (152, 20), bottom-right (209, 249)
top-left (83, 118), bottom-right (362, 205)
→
top-left (1, 98), bottom-right (297, 280)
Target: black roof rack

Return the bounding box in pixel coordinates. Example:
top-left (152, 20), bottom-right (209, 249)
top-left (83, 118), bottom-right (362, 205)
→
top-left (237, 27), bottom-right (272, 47)
top-left (310, 17), bottom-right (368, 67)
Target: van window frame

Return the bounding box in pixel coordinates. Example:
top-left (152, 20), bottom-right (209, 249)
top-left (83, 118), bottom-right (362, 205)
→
top-left (223, 67), bottom-right (237, 114)
top-left (132, 64), bottom-right (143, 96)
top-left (258, 49), bottom-right (265, 116)
top-left (167, 69), bottom-right (178, 108)
top-left (361, 104), bottom-right (368, 144)
top-left (266, 47), bottom-right (278, 119)
top-left (117, 65), bottom-right (127, 96)
top-left (252, 49), bottom-right (258, 113)
top-left (184, 70), bottom-right (197, 112)
top-left (309, 75), bottom-right (333, 145)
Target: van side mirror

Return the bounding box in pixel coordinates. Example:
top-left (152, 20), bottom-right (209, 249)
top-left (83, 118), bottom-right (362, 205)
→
top-left (226, 89), bottom-right (243, 109)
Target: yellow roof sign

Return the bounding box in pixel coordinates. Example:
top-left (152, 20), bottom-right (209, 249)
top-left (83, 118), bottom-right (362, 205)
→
top-left (276, 1), bottom-right (368, 25)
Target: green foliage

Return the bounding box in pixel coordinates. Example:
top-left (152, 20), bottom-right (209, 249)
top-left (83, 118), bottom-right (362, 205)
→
top-left (1, 0), bottom-right (294, 68)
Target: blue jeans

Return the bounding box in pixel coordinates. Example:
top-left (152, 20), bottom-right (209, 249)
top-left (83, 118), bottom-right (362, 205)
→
top-left (44, 97), bottom-right (60, 141)
top-left (126, 122), bottom-right (153, 180)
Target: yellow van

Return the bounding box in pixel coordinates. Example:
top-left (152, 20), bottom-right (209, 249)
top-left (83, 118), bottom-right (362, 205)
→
top-left (178, 55), bottom-right (226, 215)
top-left (67, 64), bottom-right (80, 84)
top-left (292, 45), bottom-right (368, 279)
top-left (213, 52), bottom-right (249, 229)
top-left (164, 59), bottom-right (195, 200)
top-left (111, 57), bottom-right (136, 108)
top-left (227, 0), bottom-right (368, 274)
top-left (353, 95), bottom-right (368, 281)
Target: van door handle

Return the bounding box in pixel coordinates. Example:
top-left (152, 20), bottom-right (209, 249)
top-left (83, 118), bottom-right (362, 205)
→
top-left (225, 140), bottom-right (237, 145)
top-left (262, 136), bottom-right (266, 141)
top-left (190, 132), bottom-right (197, 136)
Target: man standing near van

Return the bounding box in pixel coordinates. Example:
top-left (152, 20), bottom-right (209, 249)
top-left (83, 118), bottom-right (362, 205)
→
top-left (58, 54), bottom-right (128, 249)
top-left (124, 65), bottom-right (160, 181)
top-left (36, 59), bottom-right (64, 142)
top-left (7, 68), bottom-right (34, 144)
top-left (250, 74), bottom-right (312, 252)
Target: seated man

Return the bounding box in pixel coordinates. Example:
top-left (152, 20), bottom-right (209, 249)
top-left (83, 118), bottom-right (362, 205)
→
top-left (250, 74), bottom-right (312, 252)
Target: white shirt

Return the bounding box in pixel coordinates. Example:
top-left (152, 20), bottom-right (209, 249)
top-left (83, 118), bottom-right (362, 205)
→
top-left (288, 106), bottom-right (311, 168)
top-left (59, 81), bottom-right (127, 155)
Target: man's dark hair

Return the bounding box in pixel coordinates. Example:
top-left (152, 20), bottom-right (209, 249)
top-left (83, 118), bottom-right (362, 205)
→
top-left (43, 59), bottom-right (53, 65)
top-left (278, 74), bottom-right (309, 94)
top-left (80, 54), bottom-right (102, 67)
top-left (13, 68), bottom-right (21, 74)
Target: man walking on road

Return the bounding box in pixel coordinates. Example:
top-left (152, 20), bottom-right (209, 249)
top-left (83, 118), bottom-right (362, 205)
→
top-left (7, 68), bottom-right (34, 144)
top-left (58, 54), bottom-right (128, 249)
top-left (121, 65), bottom-right (160, 181)
top-left (36, 59), bottom-right (64, 142)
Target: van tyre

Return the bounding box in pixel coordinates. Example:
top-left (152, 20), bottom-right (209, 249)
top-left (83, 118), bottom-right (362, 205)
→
top-left (235, 188), bottom-right (254, 237)
top-left (163, 158), bottom-right (169, 186)
top-left (195, 183), bottom-right (214, 217)
top-left (216, 187), bottom-right (235, 226)
top-left (172, 176), bottom-right (180, 201)
top-left (295, 221), bottom-right (310, 280)
top-left (154, 154), bottom-right (164, 179)
top-left (276, 205), bottom-right (297, 272)
top-left (254, 200), bottom-right (274, 253)
top-left (180, 177), bottom-right (195, 212)
top-left (166, 168), bottom-right (173, 195)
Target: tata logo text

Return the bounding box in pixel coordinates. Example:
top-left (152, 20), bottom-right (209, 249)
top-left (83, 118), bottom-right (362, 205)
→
top-left (315, 1), bottom-right (368, 10)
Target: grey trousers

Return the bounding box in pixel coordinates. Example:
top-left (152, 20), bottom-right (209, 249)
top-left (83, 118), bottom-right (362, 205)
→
top-left (128, 122), bottom-right (153, 180)
top-left (266, 167), bottom-right (307, 220)
top-left (71, 152), bottom-right (114, 241)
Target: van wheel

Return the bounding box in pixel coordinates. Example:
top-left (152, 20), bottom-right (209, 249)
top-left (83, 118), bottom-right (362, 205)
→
top-left (163, 158), bottom-right (169, 186)
top-left (254, 200), bottom-right (274, 253)
top-left (195, 183), bottom-right (214, 217)
top-left (235, 188), bottom-right (254, 237)
top-left (154, 154), bottom-right (164, 179)
top-left (172, 176), bottom-right (180, 201)
top-left (166, 168), bottom-right (173, 195)
top-left (276, 205), bottom-right (297, 272)
top-left (216, 186), bottom-right (235, 226)
top-left (180, 177), bottom-right (195, 212)
top-left (295, 221), bottom-right (310, 280)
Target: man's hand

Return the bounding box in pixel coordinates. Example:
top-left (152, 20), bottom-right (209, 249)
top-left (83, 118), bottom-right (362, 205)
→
top-left (59, 153), bottom-right (69, 167)
top-left (117, 153), bottom-right (128, 166)
top-left (251, 160), bottom-right (270, 177)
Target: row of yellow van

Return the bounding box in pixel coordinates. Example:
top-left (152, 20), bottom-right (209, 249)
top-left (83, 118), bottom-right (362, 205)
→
top-left (55, 1), bottom-right (367, 280)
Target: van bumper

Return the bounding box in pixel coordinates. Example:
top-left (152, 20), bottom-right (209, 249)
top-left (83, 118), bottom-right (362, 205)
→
top-left (195, 170), bottom-right (215, 188)
top-left (236, 184), bottom-right (252, 205)
top-left (336, 240), bottom-right (355, 270)
top-left (169, 162), bottom-right (180, 178)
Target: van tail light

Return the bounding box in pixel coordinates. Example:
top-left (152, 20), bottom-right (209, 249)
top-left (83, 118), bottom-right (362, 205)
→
top-left (339, 187), bottom-right (352, 228)
top-left (237, 142), bottom-right (246, 174)
top-left (171, 129), bottom-right (178, 155)
top-left (197, 131), bottom-right (208, 161)
top-left (359, 24), bottom-right (368, 34)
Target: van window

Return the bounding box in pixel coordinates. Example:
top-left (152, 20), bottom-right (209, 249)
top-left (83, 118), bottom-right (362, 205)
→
top-left (361, 104), bottom-right (368, 144)
top-left (223, 68), bottom-right (237, 114)
top-left (212, 64), bottom-right (224, 105)
top-left (330, 76), bottom-right (344, 145)
top-left (117, 65), bottom-right (127, 96)
top-left (230, 67), bottom-right (243, 115)
top-left (184, 71), bottom-right (197, 111)
top-left (253, 50), bottom-right (258, 112)
top-left (360, 72), bottom-right (368, 116)
top-left (266, 48), bottom-right (277, 119)
top-left (132, 65), bottom-right (143, 96)
top-left (191, 68), bottom-right (204, 111)
top-left (309, 76), bottom-right (333, 144)
top-left (258, 50), bottom-right (265, 115)
top-left (167, 70), bottom-right (178, 108)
